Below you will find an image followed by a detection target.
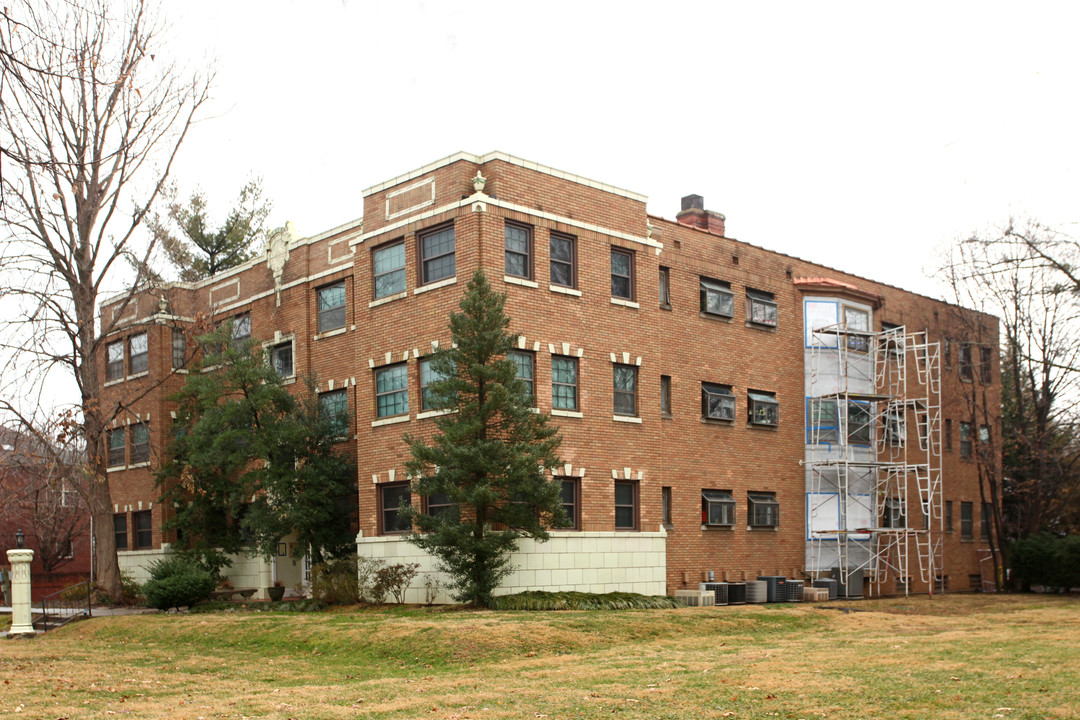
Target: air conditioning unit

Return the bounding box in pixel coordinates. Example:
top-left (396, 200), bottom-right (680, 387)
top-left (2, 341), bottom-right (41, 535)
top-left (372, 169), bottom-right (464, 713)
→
top-left (746, 580), bottom-right (768, 604)
top-left (757, 575), bottom-right (787, 602)
top-left (675, 589), bottom-right (716, 607)
top-left (784, 581), bottom-right (805, 602)
top-left (803, 587), bottom-right (829, 602)
top-left (699, 582), bottom-right (729, 605)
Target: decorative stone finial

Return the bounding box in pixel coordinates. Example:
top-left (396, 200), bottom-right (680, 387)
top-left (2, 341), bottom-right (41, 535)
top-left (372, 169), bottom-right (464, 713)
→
top-left (472, 171), bottom-right (487, 193)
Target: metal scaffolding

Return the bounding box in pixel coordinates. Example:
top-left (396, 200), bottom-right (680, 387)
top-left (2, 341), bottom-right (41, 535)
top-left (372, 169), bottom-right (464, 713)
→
top-left (806, 322), bottom-right (942, 597)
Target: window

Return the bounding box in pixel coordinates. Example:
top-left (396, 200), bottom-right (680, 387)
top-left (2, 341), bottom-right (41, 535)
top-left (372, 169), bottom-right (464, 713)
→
top-left (809, 399), bottom-right (839, 443)
top-left (945, 500), bottom-right (954, 532)
top-left (662, 486), bottom-right (672, 527)
top-left (979, 424), bottom-right (991, 444)
top-left (172, 328), bottom-right (187, 369)
top-left (848, 401), bottom-right (872, 445)
top-left (660, 375), bottom-right (672, 416)
top-left (106, 340), bottom-right (124, 381)
top-left (551, 356), bottom-right (578, 411)
top-left (375, 364), bottom-right (409, 418)
top-left (943, 338), bottom-right (952, 366)
top-left (980, 346), bottom-right (994, 383)
top-left (944, 419), bottom-right (953, 451)
top-left (959, 345), bottom-right (973, 381)
top-left (380, 483), bottom-right (411, 534)
top-left (317, 282), bottom-right (347, 333)
top-left (113, 513), bottom-right (128, 551)
top-left (700, 278), bottom-right (734, 318)
top-left (614, 481), bottom-right (637, 530)
top-left (884, 405), bottom-right (905, 446)
top-left (373, 241), bottom-right (406, 299)
top-left (613, 364), bottom-right (637, 416)
top-left (419, 357), bottom-right (450, 412)
top-left (549, 232), bottom-right (576, 288)
top-left (659, 266), bottom-right (671, 308)
top-left (425, 492), bottom-right (454, 518)
top-left (559, 478), bottom-right (580, 530)
top-left (748, 492), bottom-right (779, 528)
top-left (960, 501), bottom-right (974, 539)
top-left (981, 502), bottom-right (992, 541)
top-left (130, 422), bottom-right (150, 465)
top-left (108, 428), bottom-right (125, 468)
top-left (748, 391), bottom-right (778, 426)
top-left (230, 314), bottom-right (251, 352)
top-left (129, 332), bottom-right (148, 375)
top-left (702, 383), bottom-right (735, 421)
top-left (319, 389), bottom-right (349, 437)
top-left (702, 490), bottom-right (735, 526)
top-left (610, 248), bottom-right (634, 300)
top-left (504, 222), bottom-right (532, 279)
top-left (509, 351), bottom-right (535, 405)
top-left (133, 510), bottom-right (152, 549)
top-left (270, 341), bottom-right (294, 378)
top-left (844, 306), bottom-right (870, 352)
top-left (882, 498), bottom-right (906, 528)
top-left (746, 289), bottom-right (778, 327)
top-left (419, 224), bottom-right (455, 284)
top-left (960, 422), bottom-right (972, 459)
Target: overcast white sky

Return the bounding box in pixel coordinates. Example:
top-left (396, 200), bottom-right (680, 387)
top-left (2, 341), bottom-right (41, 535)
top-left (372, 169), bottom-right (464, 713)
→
top-left (164, 0), bottom-right (1079, 300)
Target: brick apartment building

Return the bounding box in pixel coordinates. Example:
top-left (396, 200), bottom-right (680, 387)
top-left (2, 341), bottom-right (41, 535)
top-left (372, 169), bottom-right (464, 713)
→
top-left (98, 151), bottom-right (999, 601)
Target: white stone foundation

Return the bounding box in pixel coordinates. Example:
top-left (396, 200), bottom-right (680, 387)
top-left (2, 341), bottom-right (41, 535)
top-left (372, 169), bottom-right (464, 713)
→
top-left (356, 530), bottom-right (668, 604)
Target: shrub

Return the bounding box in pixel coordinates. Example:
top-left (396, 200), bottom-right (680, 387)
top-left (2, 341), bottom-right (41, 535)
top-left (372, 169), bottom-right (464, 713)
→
top-left (1010, 534), bottom-right (1080, 591)
top-left (491, 591), bottom-right (682, 611)
top-left (373, 562), bottom-right (420, 604)
top-left (141, 556), bottom-right (217, 611)
top-left (310, 554), bottom-right (361, 605)
top-left (356, 555), bottom-right (384, 603)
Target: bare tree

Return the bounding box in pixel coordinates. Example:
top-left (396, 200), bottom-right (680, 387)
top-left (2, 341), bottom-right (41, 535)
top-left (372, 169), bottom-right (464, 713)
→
top-left (938, 218), bottom-right (1080, 585)
top-left (0, 0), bottom-right (211, 599)
top-left (0, 418), bottom-right (90, 572)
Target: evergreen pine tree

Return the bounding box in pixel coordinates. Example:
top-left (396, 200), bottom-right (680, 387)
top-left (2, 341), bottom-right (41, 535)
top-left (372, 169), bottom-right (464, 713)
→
top-left (403, 270), bottom-right (566, 607)
top-left (157, 323), bottom-right (355, 572)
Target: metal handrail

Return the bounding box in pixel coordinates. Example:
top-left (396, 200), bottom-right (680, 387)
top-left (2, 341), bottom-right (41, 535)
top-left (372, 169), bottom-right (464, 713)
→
top-left (36, 580), bottom-right (93, 631)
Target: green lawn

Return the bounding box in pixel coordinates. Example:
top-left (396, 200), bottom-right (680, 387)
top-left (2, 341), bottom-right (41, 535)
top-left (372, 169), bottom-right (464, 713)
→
top-left (2, 594), bottom-right (1077, 719)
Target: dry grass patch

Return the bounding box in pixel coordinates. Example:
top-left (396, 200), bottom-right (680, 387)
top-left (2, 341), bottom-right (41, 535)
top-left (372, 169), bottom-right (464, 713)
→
top-left (1, 594), bottom-right (1077, 719)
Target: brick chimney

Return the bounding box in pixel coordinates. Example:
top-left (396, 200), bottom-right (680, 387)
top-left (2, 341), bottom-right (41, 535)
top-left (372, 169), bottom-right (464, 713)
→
top-left (676, 194), bottom-right (726, 236)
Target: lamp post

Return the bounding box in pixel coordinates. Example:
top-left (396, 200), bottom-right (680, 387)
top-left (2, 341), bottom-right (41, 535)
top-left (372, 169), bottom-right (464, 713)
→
top-left (7, 529), bottom-right (36, 637)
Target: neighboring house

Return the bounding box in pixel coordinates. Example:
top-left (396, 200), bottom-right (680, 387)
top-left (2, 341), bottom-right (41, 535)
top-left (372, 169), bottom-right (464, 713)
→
top-left (0, 426), bottom-right (92, 601)
top-left (97, 152), bottom-right (1000, 601)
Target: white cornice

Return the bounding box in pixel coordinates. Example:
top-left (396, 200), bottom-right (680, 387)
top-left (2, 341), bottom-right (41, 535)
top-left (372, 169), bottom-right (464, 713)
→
top-left (362, 151), bottom-right (648, 203)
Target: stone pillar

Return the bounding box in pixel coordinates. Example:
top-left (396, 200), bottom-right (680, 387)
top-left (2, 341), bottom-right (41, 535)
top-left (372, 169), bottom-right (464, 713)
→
top-left (6, 549), bottom-right (36, 638)
top-left (258, 555), bottom-right (272, 600)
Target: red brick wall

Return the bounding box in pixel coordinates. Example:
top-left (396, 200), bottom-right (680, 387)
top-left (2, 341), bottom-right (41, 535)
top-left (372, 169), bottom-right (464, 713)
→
top-left (98, 154), bottom-right (998, 596)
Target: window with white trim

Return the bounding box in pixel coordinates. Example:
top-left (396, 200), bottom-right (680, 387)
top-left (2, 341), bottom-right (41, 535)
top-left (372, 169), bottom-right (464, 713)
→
top-left (844, 305), bottom-right (870, 352)
top-left (373, 241), bottom-right (406, 299)
top-left (504, 222), bottom-right (532, 279)
top-left (108, 428), bottom-right (125, 467)
top-left (107, 340), bottom-right (124, 381)
top-left (613, 364), bottom-right (637, 417)
top-left (375, 364), bottom-right (409, 418)
top-left (610, 248), bottom-right (634, 300)
top-left (319, 389), bottom-right (349, 438)
top-left (270, 341), bottom-right (294, 378)
top-left (130, 422), bottom-right (150, 464)
top-left (230, 313), bottom-right (251, 352)
top-left (509, 350), bottom-right (535, 405)
top-left (419, 224), bottom-right (455, 285)
top-left (172, 328), bottom-right (187, 369)
top-left (550, 232), bottom-right (576, 288)
top-left (129, 333), bottom-right (148, 375)
top-left (552, 356), bottom-right (578, 411)
top-left (702, 490), bottom-right (735, 526)
top-left (317, 282), bottom-right (347, 333)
